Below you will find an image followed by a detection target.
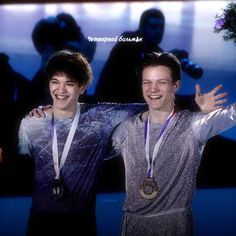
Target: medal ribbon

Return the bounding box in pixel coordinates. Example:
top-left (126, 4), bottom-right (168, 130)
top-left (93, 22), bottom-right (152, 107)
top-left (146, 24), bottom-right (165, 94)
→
top-left (51, 103), bottom-right (80, 180)
top-left (144, 108), bottom-right (175, 178)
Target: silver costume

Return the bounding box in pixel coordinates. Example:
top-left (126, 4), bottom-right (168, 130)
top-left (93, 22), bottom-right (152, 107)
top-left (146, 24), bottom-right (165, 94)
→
top-left (111, 105), bottom-right (236, 236)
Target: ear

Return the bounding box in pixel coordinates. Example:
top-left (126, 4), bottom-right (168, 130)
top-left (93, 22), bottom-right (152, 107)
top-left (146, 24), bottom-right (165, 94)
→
top-left (174, 80), bottom-right (181, 92)
top-left (79, 86), bottom-right (86, 95)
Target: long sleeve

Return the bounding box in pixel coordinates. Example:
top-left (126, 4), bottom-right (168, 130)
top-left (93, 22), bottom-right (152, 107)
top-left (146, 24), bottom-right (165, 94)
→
top-left (192, 104), bottom-right (236, 144)
top-left (106, 121), bottom-right (128, 159)
top-left (18, 118), bottom-right (32, 156)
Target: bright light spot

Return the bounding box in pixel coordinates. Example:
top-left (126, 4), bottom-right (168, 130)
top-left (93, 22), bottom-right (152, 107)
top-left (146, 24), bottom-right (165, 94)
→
top-left (44, 4), bottom-right (58, 15)
top-left (159, 2), bottom-right (183, 25)
top-left (2, 4), bottom-right (38, 12)
top-left (82, 3), bottom-right (127, 19)
top-left (58, 3), bottom-right (78, 16)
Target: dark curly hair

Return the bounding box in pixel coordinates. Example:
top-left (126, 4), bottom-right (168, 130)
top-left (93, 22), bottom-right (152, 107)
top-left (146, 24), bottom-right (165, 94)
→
top-left (45, 50), bottom-right (93, 88)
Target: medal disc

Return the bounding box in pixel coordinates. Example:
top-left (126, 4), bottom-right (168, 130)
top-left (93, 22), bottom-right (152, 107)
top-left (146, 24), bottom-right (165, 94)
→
top-left (139, 177), bottom-right (158, 199)
top-left (51, 179), bottom-right (68, 201)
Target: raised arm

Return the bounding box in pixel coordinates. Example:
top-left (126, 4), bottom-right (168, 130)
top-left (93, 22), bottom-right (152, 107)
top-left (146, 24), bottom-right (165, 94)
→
top-left (195, 84), bottom-right (228, 112)
top-left (192, 103), bottom-right (236, 143)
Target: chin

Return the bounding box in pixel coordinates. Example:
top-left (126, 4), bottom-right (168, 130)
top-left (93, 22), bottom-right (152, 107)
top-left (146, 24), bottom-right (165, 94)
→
top-left (54, 101), bottom-right (69, 109)
top-left (147, 100), bottom-right (162, 108)
top-left (147, 104), bottom-right (161, 110)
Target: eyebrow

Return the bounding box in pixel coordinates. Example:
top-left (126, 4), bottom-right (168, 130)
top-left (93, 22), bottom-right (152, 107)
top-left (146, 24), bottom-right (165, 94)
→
top-left (142, 78), bottom-right (170, 81)
top-left (51, 77), bottom-right (76, 83)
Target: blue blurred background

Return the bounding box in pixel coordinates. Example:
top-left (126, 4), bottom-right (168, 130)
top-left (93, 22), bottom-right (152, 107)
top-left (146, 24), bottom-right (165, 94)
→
top-left (0, 1), bottom-right (236, 235)
top-left (1, 0), bottom-right (235, 138)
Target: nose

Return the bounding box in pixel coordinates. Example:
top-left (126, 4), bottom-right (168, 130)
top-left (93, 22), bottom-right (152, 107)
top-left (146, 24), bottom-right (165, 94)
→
top-left (58, 83), bottom-right (67, 92)
top-left (150, 82), bottom-right (159, 92)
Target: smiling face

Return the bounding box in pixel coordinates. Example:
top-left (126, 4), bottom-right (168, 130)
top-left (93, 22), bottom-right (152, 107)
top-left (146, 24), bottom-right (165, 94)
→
top-left (49, 72), bottom-right (84, 116)
top-left (142, 65), bottom-right (180, 113)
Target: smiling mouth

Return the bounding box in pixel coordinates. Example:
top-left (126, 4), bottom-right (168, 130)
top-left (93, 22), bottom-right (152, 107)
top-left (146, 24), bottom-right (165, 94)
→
top-left (148, 95), bottom-right (162, 100)
top-left (55, 95), bottom-right (69, 100)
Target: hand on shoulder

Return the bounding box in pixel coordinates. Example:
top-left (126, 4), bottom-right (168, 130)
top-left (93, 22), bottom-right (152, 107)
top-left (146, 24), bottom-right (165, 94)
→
top-left (27, 105), bottom-right (53, 118)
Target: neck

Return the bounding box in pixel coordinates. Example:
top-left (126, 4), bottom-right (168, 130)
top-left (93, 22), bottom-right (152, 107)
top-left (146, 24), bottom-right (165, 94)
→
top-left (53, 106), bottom-right (77, 119)
top-left (149, 106), bottom-right (174, 124)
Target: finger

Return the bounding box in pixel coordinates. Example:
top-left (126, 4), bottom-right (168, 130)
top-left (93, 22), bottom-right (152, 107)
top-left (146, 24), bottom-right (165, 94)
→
top-left (26, 111), bottom-right (33, 117)
top-left (27, 109), bottom-right (42, 118)
top-left (215, 98), bottom-right (228, 105)
top-left (36, 109), bottom-right (46, 117)
top-left (42, 104), bottom-right (53, 111)
top-left (42, 105), bottom-right (53, 115)
top-left (214, 92), bottom-right (228, 100)
top-left (29, 108), bottom-right (41, 118)
top-left (32, 109), bottom-right (41, 118)
top-left (211, 84), bottom-right (223, 95)
top-left (195, 84), bottom-right (201, 96)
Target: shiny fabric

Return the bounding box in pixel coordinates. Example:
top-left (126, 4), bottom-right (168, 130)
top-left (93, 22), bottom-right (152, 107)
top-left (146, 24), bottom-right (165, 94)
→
top-left (18, 103), bottom-right (145, 214)
top-left (112, 105), bottom-right (236, 236)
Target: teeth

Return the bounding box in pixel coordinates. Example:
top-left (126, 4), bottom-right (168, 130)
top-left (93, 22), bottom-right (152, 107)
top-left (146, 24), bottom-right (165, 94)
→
top-left (149, 95), bottom-right (162, 99)
top-left (56, 95), bottom-right (68, 100)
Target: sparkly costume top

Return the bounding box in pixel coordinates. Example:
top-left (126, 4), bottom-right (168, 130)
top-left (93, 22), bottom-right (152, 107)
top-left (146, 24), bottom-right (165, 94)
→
top-left (18, 103), bottom-right (145, 213)
top-left (111, 105), bottom-right (236, 236)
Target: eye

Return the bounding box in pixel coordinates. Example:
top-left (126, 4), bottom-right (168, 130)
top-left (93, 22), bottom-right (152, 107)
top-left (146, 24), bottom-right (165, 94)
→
top-left (142, 80), bottom-right (150, 85)
top-left (66, 82), bottom-right (75, 86)
top-left (51, 80), bottom-right (59, 84)
top-left (159, 80), bottom-right (167, 84)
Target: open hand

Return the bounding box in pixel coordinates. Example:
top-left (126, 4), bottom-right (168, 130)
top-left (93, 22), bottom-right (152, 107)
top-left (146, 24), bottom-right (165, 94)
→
top-left (195, 84), bottom-right (228, 112)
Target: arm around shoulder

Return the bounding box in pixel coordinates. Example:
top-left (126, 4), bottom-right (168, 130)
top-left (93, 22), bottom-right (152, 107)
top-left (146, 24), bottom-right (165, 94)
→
top-left (105, 122), bottom-right (128, 160)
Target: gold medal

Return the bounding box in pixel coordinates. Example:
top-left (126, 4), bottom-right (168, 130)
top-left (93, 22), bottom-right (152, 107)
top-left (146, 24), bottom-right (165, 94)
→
top-left (139, 177), bottom-right (158, 199)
